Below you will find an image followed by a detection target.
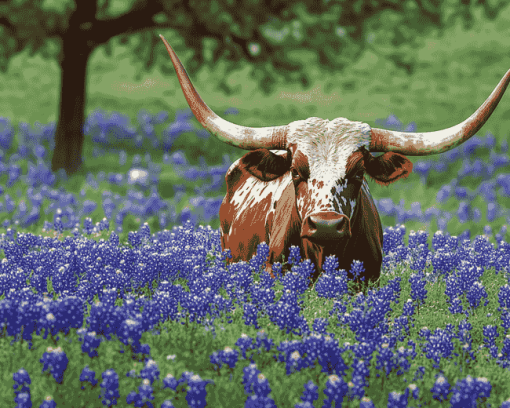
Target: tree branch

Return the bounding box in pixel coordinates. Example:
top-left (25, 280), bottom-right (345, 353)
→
top-left (0, 16), bottom-right (14, 34)
top-left (89, 0), bottom-right (166, 46)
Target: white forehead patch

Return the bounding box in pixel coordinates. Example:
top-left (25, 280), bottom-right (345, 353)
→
top-left (286, 117), bottom-right (371, 180)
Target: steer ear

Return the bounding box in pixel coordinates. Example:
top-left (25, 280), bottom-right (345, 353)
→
top-left (238, 149), bottom-right (291, 182)
top-left (364, 152), bottom-right (413, 186)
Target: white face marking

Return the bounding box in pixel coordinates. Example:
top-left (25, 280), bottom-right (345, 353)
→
top-left (228, 172), bottom-right (289, 226)
top-left (287, 117), bottom-right (371, 180)
top-left (264, 173), bottom-right (292, 225)
top-left (286, 117), bottom-right (371, 220)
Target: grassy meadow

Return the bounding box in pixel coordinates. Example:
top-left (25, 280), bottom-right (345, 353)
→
top-left (1, 5), bottom-right (510, 407)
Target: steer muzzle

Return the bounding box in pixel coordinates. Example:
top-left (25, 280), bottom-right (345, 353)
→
top-left (302, 212), bottom-right (352, 242)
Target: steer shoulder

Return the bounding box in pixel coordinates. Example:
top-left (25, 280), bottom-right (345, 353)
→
top-left (220, 150), bottom-right (297, 267)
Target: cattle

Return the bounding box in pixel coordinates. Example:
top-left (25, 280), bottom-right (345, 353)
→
top-left (159, 35), bottom-right (510, 284)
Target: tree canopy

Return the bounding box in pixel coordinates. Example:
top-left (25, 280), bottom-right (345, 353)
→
top-left (2, 0), bottom-right (506, 91)
top-left (0, 0), bottom-right (506, 173)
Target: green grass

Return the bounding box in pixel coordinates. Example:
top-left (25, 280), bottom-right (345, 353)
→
top-left (2, 6), bottom-right (510, 407)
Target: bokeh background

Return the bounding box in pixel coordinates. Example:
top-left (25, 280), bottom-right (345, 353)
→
top-left (1, 0), bottom-right (510, 245)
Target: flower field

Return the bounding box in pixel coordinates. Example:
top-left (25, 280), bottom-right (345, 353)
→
top-left (1, 108), bottom-right (510, 407)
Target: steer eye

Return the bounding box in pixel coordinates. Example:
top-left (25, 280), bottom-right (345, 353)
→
top-left (291, 168), bottom-right (300, 180)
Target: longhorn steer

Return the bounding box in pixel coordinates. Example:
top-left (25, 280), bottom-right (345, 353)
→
top-left (160, 35), bottom-right (510, 284)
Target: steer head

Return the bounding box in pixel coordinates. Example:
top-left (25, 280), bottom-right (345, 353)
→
top-left (241, 117), bottom-right (412, 246)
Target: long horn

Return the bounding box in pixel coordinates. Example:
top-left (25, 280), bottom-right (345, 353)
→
top-left (159, 35), bottom-right (287, 150)
top-left (369, 68), bottom-right (510, 155)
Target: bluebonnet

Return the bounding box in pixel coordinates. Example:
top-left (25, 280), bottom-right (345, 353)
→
top-left (39, 346), bottom-right (68, 384)
top-left (449, 376), bottom-right (491, 408)
top-left (281, 261), bottom-right (313, 296)
top-left (162, 373), bottom-right (179, 391)
top-left (499, 334), bottom-right (510, 368)
top-left (425, 328), bottom-right (454, 368)
top-left (117, 318), bottom-right (143, 348)
top-left (359, 397), bottom-right (376, 408)
top-left (298, 380), bottom-right (318, 404)
top-left (81, 331), bottom-right (102, 358)
top-left (348, 359), bottom-right (370, 399)
top-left (14, 391), bottom-right (32, 408)
top-left (376, 343), bottom-right (397, 377)
top-left (499, 284), bottom-right (510, 311)
top-left (312, 317), bottom-right (328, 334)
top-left (251, 373), bottom-right (272, 397)
top-left (250, 284), bottom-right (275, 309)
top-left (80, 365), bottom-right (98, 389)
top-left (408, 383), bottom-right (419, 401)
top-left (285, 349), bottom-right (306, 375)
top-left (244, 394), bottom-right (277, 408)
top-left (270, 262), bottom-right (283, 280)
top-left (382, 225), bottom-right (406, 255)
top-left (126, 378), bottom-right (155, 408)
top-left (432, 230), bottom-right (447, 250)
top-left (349, 260), bottom-right (366, 282)
top-left (430, 374), bottom-right (450, 402)
top-left (457, 262), bottom-right (483, 294)
top-left (315, 257), bottom-right (348, 299)
top-left (39, 396), bottom-right (57, 408)
top-left (351, 341), bottom-right (375, 361)
top-left (140, 359), bottom-right (160, 384)
top-left (448, 297), bottom-right (465, 315)
top-left (401, 299), bottom-right (415, 317)
top-left (242, 364), bottom-right (261, 395)
top-left (258, 270), bottom-right (275, 289)
top-left (13, 368), bottom-right (31, 402)
top-left (445, 274), bottom-right (462, 303)
top-left (323, 375), bottom-right (349, 407)
top-left (255, 330), bottom-right (274, 352)
top-left (466, 281), bottom-right (488, 308)
top-left (409, 273), bottom-right (427, 305)
top-left (249, 242), bottom-right (269, 273)
top-left (100, 369), bottom-right (120, 407)
top-left (432, 247), bottom-right (459, 276)
top-left (387, 390), bottom-right (408, 408)
top-left (211, 346), bottom-right (239, 369)
top-left (410, 243), bottom-right (429, 272)
top-left (395, 342), bottom-right (416, 375)
top-left (85, 303), bottom-right (126, 339)
top-left (266, 291), bottom-right (304, 335)
top-left (235, 333), bottom-right (254, 359)
top-left (344, 290), bottom-right (392, 343)
top-left (185, 374), bottom-right (214, 408)
top-left (288, 246), bottom-right (301, 265)
top-left (483, 325), bottom-right (499, 353)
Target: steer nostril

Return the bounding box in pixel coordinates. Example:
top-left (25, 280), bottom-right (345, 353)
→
top-left (310, 215), bottom-right (345, 230)
top-left (304, 212), bottom-right (351, 241)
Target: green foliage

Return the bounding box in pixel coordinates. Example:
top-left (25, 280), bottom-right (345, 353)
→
top-left (2, 4), bottom-right (510, 406)
top-left (1, 0), bottom-right (508, 91)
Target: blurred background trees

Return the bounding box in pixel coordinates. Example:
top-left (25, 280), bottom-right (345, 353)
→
top-left (0, 0), bottom-right (507, 175)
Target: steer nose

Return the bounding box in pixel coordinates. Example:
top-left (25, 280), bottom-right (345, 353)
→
top-left (302, 212), bottom-right (352, 241)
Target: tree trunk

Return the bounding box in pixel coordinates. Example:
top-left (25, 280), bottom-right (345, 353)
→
top-left (51, 35), bottom-right (91, 175)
